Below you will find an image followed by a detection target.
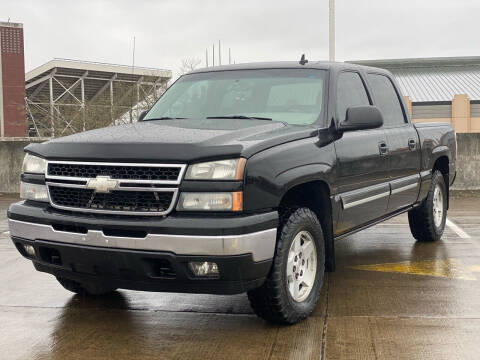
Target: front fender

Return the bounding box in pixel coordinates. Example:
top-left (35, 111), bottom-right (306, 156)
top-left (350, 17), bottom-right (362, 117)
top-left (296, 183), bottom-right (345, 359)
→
top-left (243, 138), bottom-right (336, 211)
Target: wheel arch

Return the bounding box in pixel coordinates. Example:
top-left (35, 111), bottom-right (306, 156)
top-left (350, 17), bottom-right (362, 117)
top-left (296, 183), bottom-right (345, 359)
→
top-left (432, 154), bottom-right (450, 209)
top-left (278, 179), bottom-right (335, 272)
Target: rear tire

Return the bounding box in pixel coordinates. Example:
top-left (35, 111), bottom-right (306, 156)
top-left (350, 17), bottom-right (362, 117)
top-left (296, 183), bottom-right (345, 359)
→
top-left (408, 170), bottom-right (447, 242)
top-left (56, 277), bottom-right (117, 296)
top-left (247, 207), bottom-right (325, 324)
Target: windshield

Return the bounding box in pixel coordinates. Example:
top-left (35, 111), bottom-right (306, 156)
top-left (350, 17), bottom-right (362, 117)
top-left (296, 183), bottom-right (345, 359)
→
top-left (144, 69), bottom-right (326, 125)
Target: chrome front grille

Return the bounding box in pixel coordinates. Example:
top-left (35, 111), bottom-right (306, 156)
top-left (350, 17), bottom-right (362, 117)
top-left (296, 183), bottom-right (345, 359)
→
top-left (45, 161), bottom-right (186, 215)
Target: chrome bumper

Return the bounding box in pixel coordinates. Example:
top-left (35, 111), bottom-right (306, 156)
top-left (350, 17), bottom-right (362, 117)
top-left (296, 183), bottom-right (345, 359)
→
top-left (8, 219), bottom-right (276, 262)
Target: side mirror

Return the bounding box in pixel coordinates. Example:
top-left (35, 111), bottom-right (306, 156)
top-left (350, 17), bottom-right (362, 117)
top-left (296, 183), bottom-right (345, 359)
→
top-left (338, 105), bottom-right (383, 132)
top-left (138, 110), bottom-right (148, 122)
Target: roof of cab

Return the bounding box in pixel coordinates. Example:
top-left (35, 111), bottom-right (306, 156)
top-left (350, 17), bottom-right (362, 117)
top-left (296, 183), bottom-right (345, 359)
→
top-left (188, 61), bottom-right (391, 75)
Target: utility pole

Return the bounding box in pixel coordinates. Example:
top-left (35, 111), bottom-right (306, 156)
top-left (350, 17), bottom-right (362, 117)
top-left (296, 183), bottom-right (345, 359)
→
top-left (212, 43), bottom-right (215, 67)
top-left (206, 48), bottom-right (209, 67)
top-left (329, 0), bottom-right (335, 61)
top-left (229, 48), bottom-right (231, 65)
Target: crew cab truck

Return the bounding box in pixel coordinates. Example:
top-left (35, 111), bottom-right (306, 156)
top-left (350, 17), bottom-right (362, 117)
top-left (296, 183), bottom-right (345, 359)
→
top-left (8, 61), bottom-right (456, 324)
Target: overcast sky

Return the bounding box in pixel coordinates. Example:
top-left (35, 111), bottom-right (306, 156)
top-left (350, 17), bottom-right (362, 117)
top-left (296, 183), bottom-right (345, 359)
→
top-left (2, 0), bottom-right (480, 77)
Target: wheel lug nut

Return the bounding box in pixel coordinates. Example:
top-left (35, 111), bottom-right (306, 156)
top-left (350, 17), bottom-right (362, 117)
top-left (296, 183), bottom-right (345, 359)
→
top-left (294, 256), bottom-right (298, 262)
top-left (293, 266), bottom-right (296, 272)
top-left (302, 259), bottom-right (305, 265)
top-left (299, 252), bottom-right (302, 258)
top-left (300, 270), bottom-right (303, 276)
top-left (295, 273), bottom-right (299, 279)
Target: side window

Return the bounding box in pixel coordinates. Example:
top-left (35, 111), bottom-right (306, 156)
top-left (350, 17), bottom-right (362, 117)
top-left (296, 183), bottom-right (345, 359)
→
top-left (336, 72), bottom-right (370, 122)
top-left (367, 74), bottom-right (406, 127)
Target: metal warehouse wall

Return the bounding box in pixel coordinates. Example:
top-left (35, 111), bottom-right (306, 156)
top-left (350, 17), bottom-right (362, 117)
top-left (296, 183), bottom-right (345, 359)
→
top-left (412, 104), bottom-right (452, 119)
top-left (405, 95), bottom-right (480, 133)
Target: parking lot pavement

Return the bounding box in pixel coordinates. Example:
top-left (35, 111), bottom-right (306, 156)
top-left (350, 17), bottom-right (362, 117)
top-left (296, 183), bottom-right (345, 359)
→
top-left (1, 192), bottom-right (480, 360)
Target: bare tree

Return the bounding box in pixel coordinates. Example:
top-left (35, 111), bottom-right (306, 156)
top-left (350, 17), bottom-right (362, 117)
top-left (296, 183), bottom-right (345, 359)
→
top-left (179, 57), bottom-right (202, 75)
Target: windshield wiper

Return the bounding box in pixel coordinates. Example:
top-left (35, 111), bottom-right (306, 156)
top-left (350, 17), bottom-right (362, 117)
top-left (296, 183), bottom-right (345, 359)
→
top-left (207, 115), bottom-right (272, 121)
top-left (143, 117), bottom-right (188, 121)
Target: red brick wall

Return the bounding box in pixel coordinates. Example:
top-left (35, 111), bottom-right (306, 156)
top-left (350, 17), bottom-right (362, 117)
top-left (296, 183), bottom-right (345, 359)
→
top-left (1, 25), bottom-right (26, 137)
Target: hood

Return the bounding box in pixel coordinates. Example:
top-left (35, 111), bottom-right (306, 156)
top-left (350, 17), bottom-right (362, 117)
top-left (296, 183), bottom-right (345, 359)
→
top-left (26, 118), bottom-right (318, 163)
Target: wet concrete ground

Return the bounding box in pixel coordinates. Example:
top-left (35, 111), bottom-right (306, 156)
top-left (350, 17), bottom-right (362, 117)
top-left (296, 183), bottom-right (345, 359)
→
top-left (1, 192), bottom-right (480, 359)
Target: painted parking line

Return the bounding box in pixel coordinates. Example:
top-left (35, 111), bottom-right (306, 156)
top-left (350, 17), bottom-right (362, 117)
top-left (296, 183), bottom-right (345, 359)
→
top-left (446, 219), bottom-right (471, 239)
top-left (350, 258), bottom-right (480, 280)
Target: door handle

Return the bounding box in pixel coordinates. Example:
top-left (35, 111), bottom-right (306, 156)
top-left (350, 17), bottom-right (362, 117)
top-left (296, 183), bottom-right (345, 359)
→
top-left (378, 141), bottom-right (389, 156)
top-left (408, 139), bottom-right (416, 151)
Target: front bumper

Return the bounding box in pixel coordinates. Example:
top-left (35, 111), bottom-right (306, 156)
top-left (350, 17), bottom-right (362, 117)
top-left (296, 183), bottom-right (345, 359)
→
top-left (9, 219), bottom-right (276, 262)
top-left (8, 201), bottom-right (278, 294)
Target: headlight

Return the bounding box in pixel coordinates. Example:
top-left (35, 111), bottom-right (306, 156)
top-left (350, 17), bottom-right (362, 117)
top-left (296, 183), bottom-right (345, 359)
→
top-left (20, 182), bottom-right (49, 202)
top-left (22, 153), bottom-right (46, 174)
top-left (185, 158), bottom-right (246, 180)
top-left (177, 192), bottom-right (243, 211)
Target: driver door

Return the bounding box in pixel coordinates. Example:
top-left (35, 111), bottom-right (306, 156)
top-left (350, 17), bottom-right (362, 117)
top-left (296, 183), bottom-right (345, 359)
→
top-left (333, 71), bottom-right (389, 235)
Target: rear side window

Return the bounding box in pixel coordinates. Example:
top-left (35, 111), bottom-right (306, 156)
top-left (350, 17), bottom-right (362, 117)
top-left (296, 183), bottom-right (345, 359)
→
top-left (336, 72), bottom-right (370, 122)
top-left (367, 74), bottom-right (406, 127)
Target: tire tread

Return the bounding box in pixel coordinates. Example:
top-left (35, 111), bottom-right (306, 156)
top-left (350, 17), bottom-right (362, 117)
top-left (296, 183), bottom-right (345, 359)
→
top-left (247, 207), bottom-right (324, 324)
top-left (408, 170), bottom-right (446, 242)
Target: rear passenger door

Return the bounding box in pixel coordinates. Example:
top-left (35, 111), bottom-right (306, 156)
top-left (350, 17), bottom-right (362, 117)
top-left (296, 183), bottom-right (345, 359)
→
top-left (366, 73), bottom-right (421, 212)
top-left (334, 71), bottom-right (390, 235)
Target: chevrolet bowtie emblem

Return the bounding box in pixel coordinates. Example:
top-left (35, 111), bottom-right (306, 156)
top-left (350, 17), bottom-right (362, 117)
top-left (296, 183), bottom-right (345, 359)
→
top-left (86, 176), bottom-right (118, 193)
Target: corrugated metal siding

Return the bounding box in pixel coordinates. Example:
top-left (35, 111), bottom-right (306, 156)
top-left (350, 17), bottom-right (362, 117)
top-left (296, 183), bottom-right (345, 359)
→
top-left (412, 104), bottom-right (452, 119)
top-left (390, 66), bottom-right (480, 102)
top-left (471, 104), bottom-right (480, 117)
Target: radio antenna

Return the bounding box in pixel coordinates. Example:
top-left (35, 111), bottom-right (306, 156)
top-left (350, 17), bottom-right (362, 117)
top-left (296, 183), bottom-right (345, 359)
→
top-left (299, 54), bottom-right (308, 65)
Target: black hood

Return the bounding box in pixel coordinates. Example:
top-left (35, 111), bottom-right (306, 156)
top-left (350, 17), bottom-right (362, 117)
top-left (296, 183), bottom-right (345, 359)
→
top-left (26, 119), bottom-right (318, 163)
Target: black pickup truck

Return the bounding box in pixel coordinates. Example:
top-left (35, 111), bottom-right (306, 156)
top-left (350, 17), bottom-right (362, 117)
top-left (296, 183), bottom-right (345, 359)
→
top-left (8, 61), bottom-right (456, 324)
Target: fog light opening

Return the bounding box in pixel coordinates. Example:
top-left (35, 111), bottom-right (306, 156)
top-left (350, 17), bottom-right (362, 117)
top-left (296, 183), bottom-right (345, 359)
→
top-left (23, 244), bottom-right (36, 258)
top-left (188, 261), bottom-right (219, 277)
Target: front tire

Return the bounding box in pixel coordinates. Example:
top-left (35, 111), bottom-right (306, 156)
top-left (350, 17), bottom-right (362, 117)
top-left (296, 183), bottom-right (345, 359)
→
top-left (408, 170), bottom-right (447, 242)
top-left (247, 207), bottom-right (325, 324)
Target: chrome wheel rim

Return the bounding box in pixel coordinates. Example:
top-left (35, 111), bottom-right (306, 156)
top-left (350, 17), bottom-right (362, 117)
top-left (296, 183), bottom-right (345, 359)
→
top-left (433, 184), bottom-right (444, 228)
top-left (286, 230), bottom-right (317, 302)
